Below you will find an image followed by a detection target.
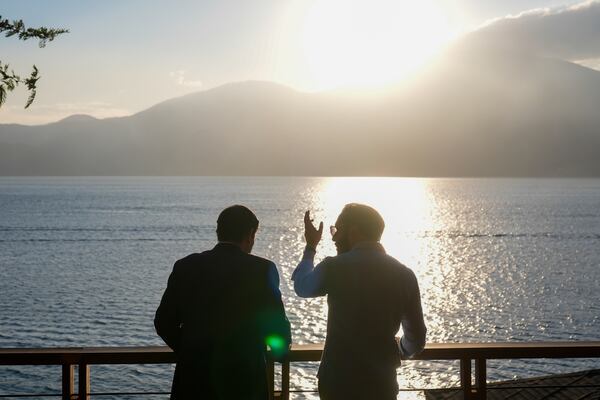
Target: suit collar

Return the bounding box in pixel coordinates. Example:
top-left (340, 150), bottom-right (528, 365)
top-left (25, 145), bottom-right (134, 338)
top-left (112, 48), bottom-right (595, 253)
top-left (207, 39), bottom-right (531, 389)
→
top-left (214, 242), bottom-right (243, 252)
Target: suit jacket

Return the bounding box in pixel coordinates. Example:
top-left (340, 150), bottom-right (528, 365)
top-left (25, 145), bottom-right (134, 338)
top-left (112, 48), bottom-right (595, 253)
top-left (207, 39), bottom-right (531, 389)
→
top-left (155, 243), bottom-right (291, 400)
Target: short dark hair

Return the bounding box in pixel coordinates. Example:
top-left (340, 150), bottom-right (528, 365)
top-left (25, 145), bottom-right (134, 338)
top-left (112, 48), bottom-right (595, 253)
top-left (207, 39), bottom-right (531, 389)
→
top-left (217, 205), bottom-right (259, 242)
top-left (338, 203), bottom-right (385, 241)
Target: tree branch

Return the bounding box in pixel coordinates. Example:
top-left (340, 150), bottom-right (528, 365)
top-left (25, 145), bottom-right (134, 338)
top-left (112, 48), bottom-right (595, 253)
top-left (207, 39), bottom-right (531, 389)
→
top-left (0, 16), bottom-right (67, 109)
top-left (0, 16), bottom-right (69, 47)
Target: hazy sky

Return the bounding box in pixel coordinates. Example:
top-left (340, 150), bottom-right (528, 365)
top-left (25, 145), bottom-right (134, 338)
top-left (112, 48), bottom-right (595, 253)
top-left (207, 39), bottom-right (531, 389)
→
top-left (0, 0), bottom-right (586, 124)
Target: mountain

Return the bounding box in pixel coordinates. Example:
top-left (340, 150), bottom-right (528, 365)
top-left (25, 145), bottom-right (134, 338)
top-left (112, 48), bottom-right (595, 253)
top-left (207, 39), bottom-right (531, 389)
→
top-left (1, 51), bottom-right (600, 176)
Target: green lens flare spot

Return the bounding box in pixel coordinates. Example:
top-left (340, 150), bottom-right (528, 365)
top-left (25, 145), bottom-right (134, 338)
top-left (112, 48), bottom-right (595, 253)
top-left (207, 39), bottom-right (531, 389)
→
top-left (266, 335), bottom-right (286, 355)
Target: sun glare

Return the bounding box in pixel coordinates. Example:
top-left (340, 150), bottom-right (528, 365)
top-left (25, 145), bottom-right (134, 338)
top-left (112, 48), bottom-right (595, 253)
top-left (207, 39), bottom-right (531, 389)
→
top-left (302, 0), bottom-right (453, 90)
top-left (315, 177), bottom-right (439, 268)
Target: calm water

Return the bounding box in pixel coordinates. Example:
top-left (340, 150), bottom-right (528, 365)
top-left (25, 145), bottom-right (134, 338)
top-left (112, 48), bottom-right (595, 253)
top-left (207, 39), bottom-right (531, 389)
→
top-left (1, 177), bottom-right (599, 399)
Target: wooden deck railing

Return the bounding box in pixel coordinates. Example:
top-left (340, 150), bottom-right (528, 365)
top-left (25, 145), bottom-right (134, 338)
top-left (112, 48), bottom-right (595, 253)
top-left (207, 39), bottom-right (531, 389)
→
top-left (1, 341), bottom-right (600, 399)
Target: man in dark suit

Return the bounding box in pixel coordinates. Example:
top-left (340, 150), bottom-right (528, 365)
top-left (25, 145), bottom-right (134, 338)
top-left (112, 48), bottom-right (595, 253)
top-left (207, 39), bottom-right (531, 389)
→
top-left (155, 205), bottom-right (291, 400)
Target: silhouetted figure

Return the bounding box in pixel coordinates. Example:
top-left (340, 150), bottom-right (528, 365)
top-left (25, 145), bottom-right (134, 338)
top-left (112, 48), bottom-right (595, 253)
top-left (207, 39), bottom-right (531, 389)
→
top-left (293, 204), bottom-right (426, 400)
top-left (155, 205), bottom-right (291, 400)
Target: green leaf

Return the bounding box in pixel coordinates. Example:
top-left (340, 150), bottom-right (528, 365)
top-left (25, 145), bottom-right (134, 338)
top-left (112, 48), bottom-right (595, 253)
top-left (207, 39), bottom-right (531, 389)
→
top-left (0, 85), bottom-right (6, 107)
top-left (6, 78), bottom-right (16, 91)
top-left (24, 88), bottom-right (36, 109)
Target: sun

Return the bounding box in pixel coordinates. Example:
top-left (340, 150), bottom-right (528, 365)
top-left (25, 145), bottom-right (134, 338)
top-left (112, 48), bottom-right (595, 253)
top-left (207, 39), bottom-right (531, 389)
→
top-left (302, 0), bottom-right (453, 90)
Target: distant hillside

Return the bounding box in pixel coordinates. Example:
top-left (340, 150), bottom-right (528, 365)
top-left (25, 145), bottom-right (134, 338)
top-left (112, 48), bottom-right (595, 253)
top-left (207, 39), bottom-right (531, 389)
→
top-left (2, 49), bottom-right (600, 176)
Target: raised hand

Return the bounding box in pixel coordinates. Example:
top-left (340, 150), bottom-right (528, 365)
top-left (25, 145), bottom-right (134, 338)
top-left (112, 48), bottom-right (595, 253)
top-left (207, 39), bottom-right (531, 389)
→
top-left (304, 210), bottom-right (323, 250)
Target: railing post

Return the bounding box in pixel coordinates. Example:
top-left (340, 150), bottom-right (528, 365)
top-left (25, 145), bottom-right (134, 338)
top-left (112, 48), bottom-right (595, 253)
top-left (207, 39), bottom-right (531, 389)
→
top-left (281, 359), bottom-right (290, 400)
top-left (267, 357), bottom-right (275, 400)
top-left (61, 364), bottom-right (74, 400)
top-left (78, 363), bottom-right (90, 400)
top-left (474, 358), bottom-right (487, 400)
top-left (460, 358), bottom-right (472, 400)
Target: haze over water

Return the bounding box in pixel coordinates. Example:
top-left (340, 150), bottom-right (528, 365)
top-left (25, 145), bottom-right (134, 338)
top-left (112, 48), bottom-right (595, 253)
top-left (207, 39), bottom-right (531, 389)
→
top-left (1, 177), bottom-right (599, 399)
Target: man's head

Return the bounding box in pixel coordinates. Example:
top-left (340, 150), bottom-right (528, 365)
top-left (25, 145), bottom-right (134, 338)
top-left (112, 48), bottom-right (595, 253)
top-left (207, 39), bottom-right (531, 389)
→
top-left (217, 205), bottom-right (259, 253)
top-left (332, 203), bottom-right (384, 254)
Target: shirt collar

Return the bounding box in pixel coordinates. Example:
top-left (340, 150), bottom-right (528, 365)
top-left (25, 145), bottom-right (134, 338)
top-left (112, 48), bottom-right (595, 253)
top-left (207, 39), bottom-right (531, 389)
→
top-left (352, 241), bottom-right (386, 253)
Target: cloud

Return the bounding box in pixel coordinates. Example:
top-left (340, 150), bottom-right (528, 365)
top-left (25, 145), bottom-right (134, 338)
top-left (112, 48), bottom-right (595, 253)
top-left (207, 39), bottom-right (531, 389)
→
top-left (169, 70), bottom-right (203, 88)
top-left (467, 0), bottom-right (600, 61)
top-left (575, 57), bottom-right (600, 71)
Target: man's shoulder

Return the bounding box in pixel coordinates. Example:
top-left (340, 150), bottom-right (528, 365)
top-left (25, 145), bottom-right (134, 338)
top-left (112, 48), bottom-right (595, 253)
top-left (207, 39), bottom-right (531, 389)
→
top-left (349, 250), bottom-right (417, 279)
top-left (243, 252), bottom-right (276, 270)
top-left (380, 255), bottom-right (419, 287)
top-left (172, 251), bottom-right (210, 270)
top-left (383, 253), bottom-right (411, 269)
top-left (173, 250), bottom-right (275, 273)
top-left (329, 250), bottom-right (399, 267)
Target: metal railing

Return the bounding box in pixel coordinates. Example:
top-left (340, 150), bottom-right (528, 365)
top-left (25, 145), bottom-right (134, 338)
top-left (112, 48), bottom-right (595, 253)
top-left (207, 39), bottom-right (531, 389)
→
top-left (1, 341), bottom-right (599, 400)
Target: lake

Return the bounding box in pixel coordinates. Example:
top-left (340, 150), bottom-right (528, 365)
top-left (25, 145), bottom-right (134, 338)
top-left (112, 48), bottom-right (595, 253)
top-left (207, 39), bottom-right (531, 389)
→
top-left (1, 177), bottom-right (599, 399)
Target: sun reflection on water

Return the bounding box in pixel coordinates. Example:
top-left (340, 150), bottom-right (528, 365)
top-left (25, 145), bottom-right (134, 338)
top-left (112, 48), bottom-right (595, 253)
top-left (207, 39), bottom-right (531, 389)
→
top-left (314, 176), bottom-right (444, 305)
top-left (312, 177), bottom-right (434, 253)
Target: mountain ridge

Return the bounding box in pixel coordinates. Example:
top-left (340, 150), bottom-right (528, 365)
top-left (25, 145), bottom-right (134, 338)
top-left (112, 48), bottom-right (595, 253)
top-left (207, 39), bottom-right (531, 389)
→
top-left (1, 55), bottom-right (600, 176)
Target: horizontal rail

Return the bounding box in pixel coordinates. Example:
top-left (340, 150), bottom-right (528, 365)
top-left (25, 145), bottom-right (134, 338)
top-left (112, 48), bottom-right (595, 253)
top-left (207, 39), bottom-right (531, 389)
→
top-left (1, 342), bottom-right (600, 400)
top-left (0, 346), bottom-right (174, 365)
top-left (2, 341), bottom-right (600, 365)
top-left (413, 341), bottom-right (600, 360)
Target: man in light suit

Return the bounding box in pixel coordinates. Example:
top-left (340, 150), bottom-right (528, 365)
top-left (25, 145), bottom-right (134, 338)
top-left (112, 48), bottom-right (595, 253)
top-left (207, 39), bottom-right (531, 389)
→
top-left (292, 203), bottom-right (427, 400)
top-left (155, 205), bottom-right (291, 399)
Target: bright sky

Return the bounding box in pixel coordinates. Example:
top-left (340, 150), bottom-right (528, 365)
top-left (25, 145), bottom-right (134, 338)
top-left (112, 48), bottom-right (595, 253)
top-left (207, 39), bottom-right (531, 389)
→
top-left (0, 0), bottom-right (581, 124)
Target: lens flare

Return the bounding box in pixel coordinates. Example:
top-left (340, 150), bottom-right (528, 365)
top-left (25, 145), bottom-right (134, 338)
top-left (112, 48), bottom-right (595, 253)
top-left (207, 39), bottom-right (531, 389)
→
top-left (266, 334), bottom-right (287, 358)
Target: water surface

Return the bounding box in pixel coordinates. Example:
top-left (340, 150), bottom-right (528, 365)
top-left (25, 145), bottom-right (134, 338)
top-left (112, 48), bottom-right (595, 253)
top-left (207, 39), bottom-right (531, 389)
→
top-left (1, 177), bottom-right (599, 398)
